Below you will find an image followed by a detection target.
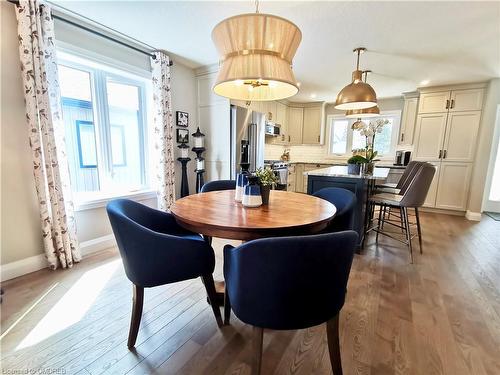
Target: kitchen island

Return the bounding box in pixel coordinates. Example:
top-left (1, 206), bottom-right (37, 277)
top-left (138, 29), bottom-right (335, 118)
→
top-left (306, 165), bottom-right (391, 249)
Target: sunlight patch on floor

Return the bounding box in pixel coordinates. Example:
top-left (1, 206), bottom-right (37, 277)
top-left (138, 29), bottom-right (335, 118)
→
top-left (15, 259), bottom-right (121, 350)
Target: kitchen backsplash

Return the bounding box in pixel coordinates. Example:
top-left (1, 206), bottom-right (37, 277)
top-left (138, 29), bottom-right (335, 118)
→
top-left (264, 143), bottom-right (332, 163)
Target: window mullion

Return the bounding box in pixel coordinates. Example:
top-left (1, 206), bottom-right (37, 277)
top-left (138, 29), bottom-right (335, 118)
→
top-left (97, 71), bottom-right (113, 188)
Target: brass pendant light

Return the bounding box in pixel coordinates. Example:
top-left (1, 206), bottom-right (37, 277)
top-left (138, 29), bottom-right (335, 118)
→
top-left (345, 70), bottom-right (380, 118)
top-left (335, 48), bottom-right (377, 110)
top-left (211, 0), bottom-right (302, 101)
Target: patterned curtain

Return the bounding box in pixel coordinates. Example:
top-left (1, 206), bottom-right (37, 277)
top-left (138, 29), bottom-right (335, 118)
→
top-left (15, 0), bottom-right (81, 269)
top-left (151, 51), bottom-right (175, 211)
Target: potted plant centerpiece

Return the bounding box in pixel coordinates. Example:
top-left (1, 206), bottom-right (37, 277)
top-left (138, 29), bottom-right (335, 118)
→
top-left (347, 154), bottom-right (366, 174)
top-left (351, 118), bottom-right (388, 175)
top-left (255, 167), bottom-right (278, 205)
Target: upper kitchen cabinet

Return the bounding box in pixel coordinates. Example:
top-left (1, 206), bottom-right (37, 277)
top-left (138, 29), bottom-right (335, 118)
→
top-left (288, 107), bottom-right (304, 144)
top-left (398, 92), bottom-right (419, 146)
top-left (418, 91), bottom-right (450, 114)
top-left (272, 101), bottom-right (288, 145)
top-left (302, 106), bottom-right (322, 144)
top-left (449, 89), bottom-right (484, 112)
top-left (418, 85), bottom-right (485, 114)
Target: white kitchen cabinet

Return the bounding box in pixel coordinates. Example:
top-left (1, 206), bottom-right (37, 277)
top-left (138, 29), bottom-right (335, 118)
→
top-left (413, 113), bottom-right (448, 161)
top-left (272, 101), bottom-right (288, 145)
top-left (442, 111), bottom-right (481, 162)
top-left (434, 162), bottom-right (473, 210)
top-left (399, 96), bottom-right (418, 145)
top-left (288, 107), bottom-right (304, 145)
top-left (423, 162), bottom-right (440, 207)
top-left (418, 91), bottom-right (450, 114)
top-left (302, 107), bottom-right (322, 144)
top-left (293, 163), bottom-right (304, 192)
top-left (450, 89), bottom-right (484, 112)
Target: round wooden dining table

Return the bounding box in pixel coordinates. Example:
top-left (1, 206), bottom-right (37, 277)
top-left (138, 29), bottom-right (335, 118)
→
top-left (171, 189), bottom-right (337, 323)
top-left (170, 189), bottom-right (337, 241)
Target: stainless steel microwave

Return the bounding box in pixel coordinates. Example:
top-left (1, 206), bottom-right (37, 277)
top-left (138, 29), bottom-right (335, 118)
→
top-left (265, 123), bottom-right (281, 137)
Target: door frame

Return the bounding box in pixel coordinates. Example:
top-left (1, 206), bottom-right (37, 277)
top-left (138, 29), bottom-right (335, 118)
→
top-left (482, 104), bottom-right (500, 212)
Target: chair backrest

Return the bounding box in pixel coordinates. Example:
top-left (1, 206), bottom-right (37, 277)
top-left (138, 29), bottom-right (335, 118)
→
top-left (106, 199), bottom-right (213, 287)
top-left (312, 188), bottom-right (356, 231)
top-left (201, 179), bottom-right (236, 193)
top-left (224, 231), bottom-right (358, 330)
top-left (400, 163), bottom-right (436, 207)
top-left (396, 161), bottom-right (422, 192)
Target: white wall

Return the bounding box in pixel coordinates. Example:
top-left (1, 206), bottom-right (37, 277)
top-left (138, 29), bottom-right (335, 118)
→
top-left (0, 3), bottom-right (198, 275)
top-left (468, 78), bottom-right (500, 213)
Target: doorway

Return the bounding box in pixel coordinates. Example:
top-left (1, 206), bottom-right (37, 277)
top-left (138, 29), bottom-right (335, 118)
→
top-left (483, 105), bottom-right (500, 213)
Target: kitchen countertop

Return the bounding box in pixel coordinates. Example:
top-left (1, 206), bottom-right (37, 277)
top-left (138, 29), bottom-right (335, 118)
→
top-left (286, 161), bottom-right (407, 169)
top-left (305, 165), bottom-right (391, 180)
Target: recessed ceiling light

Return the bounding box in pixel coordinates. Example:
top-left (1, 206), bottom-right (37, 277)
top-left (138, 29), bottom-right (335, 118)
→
top-left (420, 79), bottom-right (430, 85)
top-left (310, 93), bottom-right (317, 99)
top-left (297, 81), bottom-right (302, 87)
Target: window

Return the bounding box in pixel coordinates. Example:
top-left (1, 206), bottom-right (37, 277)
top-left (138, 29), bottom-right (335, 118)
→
top-left (328, 111), bottom-right (401, 158)
top-left (58, 53), bottom-right (150, 198)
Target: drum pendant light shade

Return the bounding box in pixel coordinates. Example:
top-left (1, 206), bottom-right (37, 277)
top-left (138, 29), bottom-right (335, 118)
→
top-left (345, 70), bottom-right (379, 117)
top-left (346, 105), bottom-right (380, 118)
top-left (335, 48), bottom-right (378, 110)
top-left (212, 13), bottom-right (302, 101)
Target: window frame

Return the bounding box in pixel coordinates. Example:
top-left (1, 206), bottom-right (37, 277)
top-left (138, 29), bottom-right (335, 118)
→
top-left (326, 110), bottom-right (402, 160)
top-left (57, 51), bottom-right (151, 209)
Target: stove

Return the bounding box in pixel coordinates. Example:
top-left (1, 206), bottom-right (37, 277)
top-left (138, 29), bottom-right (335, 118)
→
top-left (264, 160), bottom-right (289, 190)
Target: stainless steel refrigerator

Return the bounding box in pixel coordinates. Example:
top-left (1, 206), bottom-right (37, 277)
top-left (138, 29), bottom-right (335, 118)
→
top-left (230, 105), bottom-right (265, 179)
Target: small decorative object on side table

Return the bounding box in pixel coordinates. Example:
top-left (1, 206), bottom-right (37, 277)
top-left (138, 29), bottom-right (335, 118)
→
top-left (255, 166), bottom-right (279, 205)
top-left (177, 144), bottom-right (191, 198)
top-left (192, 127), bottom-right (206, 193)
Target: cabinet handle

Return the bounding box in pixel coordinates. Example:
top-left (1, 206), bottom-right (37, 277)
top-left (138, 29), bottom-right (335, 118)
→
top-left (446, 100), bottom-right (450, 109)
top-left (438, 150), bottom-right (442, 159)
top-left (317, 135), bottom-right (320, 142)
top-left (450, 99), bottom-right (455, 109)
top-left (443, 150), bottom-right (447, 159)
top-left (288, 135), bottom-right (291, 142)
top-left (401, 133), bottom-right (404, 142)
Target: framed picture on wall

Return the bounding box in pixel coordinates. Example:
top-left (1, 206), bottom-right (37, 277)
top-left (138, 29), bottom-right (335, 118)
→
top-left (176, 111), bottom-right (189, 127)
top-left (176, 128), bottom-right (189, 143)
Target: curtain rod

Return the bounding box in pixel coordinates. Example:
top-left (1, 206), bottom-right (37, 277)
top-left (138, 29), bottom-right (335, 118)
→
top-left (7, 0), bottom-right (173, 65)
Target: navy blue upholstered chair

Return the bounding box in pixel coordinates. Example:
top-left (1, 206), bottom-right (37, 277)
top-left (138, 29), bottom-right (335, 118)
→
top-left (313, 188), bottom-right (356, 232)
top-left (224, 231), bottom-right (358, 375)
top-left (106, 199), bottom-right (222, 348)
top-left (201, 179), bottom-right (236, 193)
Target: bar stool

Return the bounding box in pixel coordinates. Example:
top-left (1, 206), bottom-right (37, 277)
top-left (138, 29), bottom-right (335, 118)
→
top-left (368, 163), bottom-right (435, 263)
top-left (374, 160), bottom-right (423, 194)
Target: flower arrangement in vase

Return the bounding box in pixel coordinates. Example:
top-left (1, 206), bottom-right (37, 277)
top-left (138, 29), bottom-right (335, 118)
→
top-left (255, 167), bottom-right (278, 205)
top-left (351, 118), bottom-right (389, 174)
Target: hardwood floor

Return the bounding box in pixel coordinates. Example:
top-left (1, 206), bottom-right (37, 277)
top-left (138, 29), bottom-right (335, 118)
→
top-left (1, 212), bottom-right (500, 374)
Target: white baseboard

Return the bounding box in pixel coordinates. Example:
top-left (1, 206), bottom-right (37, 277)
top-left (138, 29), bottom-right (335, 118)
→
top-left (465, 210), bottom-right (482, 221)
top-left (0, 254), bottom-right (47, 282)
top-left (0, 234), bottom-right (117, 282)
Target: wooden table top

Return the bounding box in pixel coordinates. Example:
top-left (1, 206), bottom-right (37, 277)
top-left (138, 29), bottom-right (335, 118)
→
top-left (171, 190), bottom-right (337, 241)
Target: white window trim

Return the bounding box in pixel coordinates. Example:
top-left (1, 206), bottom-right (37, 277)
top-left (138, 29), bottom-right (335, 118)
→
top-left (326, 110), bottom-right (402, 161)
top-left (74, 189), bottom-right (157, 211)
top-left (58, 52), bottom-right (153, 205)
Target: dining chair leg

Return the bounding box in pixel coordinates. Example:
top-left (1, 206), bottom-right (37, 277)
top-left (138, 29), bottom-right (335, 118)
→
top-left (381, 205), bottom-right (387, 230)
top-left (201, 274), bottom-right (223, 327)
top-left (402, 207), bottom-right (414, 263)
top-left (326, 314), bottom-right (343, 375)
top-left (251, 326), bottom-right (264, 375)
top-left (415, 207), bottom-right (423, 254)
top-left (128, 284), bottom-right (144, 348)
top-left (224, 286), bottom-right (231, 325)
top-left (376, 204), bottom-right (383, 244)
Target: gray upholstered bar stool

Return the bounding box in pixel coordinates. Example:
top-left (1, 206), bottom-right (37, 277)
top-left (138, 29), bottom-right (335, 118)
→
top-left (374, 160), bottom-right (423, 194)
top-left (368, 163), bottom-right (435, 263)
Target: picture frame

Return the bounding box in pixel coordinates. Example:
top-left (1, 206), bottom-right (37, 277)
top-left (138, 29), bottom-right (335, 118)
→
top-left (176, 128), bottom-right (189, 143)
top-left (176, 111), bottom-right (189, 127)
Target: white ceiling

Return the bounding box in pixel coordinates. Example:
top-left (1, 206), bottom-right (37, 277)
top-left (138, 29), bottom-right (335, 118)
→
top-left (53, 1), bottom-right (500, 102)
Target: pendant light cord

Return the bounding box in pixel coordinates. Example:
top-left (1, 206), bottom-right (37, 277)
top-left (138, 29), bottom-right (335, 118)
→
top-left (356, 49), bottom-right (361, 71)
top-left (255, 0), bottom-right (260, 13)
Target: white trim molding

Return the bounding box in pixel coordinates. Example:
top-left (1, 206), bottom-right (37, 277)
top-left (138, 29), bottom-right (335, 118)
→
top-left (0, 234), bottom-right (117, 282)
top-left (465, 210), bottom-right (482, 221)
